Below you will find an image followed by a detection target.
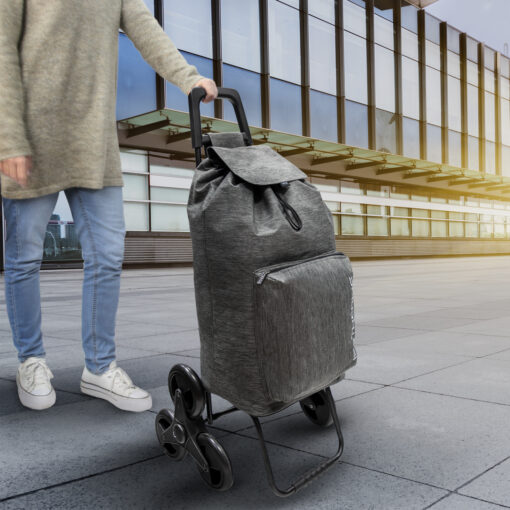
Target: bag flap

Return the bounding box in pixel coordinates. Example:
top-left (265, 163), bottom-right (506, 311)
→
top-left (207, 145), bottom-right (307, 186)
top-left (207, 132), bottom-right (246, 148)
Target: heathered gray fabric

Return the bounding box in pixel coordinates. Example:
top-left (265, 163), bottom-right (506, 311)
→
top-left (206, 133), bottom-right (245, 148)
top-left (188, 133), bottom-right (356, 416)
top-left (0, 0), bottom-right (203, 199)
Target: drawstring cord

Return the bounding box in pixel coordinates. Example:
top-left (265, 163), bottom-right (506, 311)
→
top-left (272, 183), bottom-right (303, 231)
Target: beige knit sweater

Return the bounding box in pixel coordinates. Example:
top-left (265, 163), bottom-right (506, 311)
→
top-left (0, 0), bottom-right (203, 199)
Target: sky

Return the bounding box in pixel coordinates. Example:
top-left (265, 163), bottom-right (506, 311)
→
top-left (426, 0), bottom-right (510, 55)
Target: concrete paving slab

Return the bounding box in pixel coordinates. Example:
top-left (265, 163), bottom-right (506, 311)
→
top-left (448, 317), bottom-right (510, 338)
top-left (428, 494), bottom-right (507, 509)
top-left (365, 331), bottom-right (510, 358)
top-left (347, 345), bottom-right (470, 385)
top-left (459, 458), bottom-right (510, 507)
top-left (354, 324), bottom-right (426, 346)
top-left (239, 386), bottom-right (510, 490)
top-left (0, 399), bottom-right (161, 500)
top-left (364, 312), bottom-right (481, 332)
top-left (397, 358), bottom-right (510, 406)
top-left (0, 435), bottom-right (447, 510)
top-left (115, 329), bottom-right (200, 354)
top-left (486, 349), bottom-right (510, 362)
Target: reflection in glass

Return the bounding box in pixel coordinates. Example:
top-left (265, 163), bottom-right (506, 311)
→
top-left (412, 210), bottom-right (430, 236)
top-left (402, 28), bottom-right (419, 60)
top-left (485, 69), bottom-right (495, 94)
top-left (344, 32), bottom-right (368, 104)
top-left (402, 57), bottom-right (420, 119)
top-left (503, 146), bottom-right (510, 176)
top-left (427, 124), bottom-right (442, 163)
top-left (345, 100), bottom-right (369, 148)
top-left (448, 130), bottom-right (462, 168)
top-left (486, 141), bottom-right (496, 174)
top-left (164, 0), bottom-right (212, 58)
top-left (502, 99), bottom-right (510, 145)
top-left (375, 45), bottom-right (395, 113)
top-left (447, 26), bottom-right (460, 53)
top-left (223, 65), bottom-right (262, 127)
top-left (468, 136), bottom-right (479, 171)
top-left (309, 0), bottom-right (335, 23)
top-left (467, 85), bottom-right (479, 137)
top-left (391, 207), bottom-right (410, 236)
top-left (485, 92), bottom-right (496, 142)
top-left (447, 51), bottom-right (461, 79)
top-left (341, 203), bottom-right (364, 235)
top-left (501, 78), bottom-right (510, 100)
top-left (341, 181), bottom-right (363, 194)
top-left (151, 204), bottom-right (189, 231)
top-left (367, 216), bottom-right (389, 236)
top-left (403, 117), bottom-right (420, 159)
top-left (221, 0), bottom-right (260, 72)
top-left (120, 150), bottom-right (148, 173)
top-left (426, 41), bottom-right (440, 70)
top-left (401, 2), bottom-right (418, 33)
top-left (310, 91), bottom-right (337, 142)
top-left (425, 13), bottom-right (440, 44)
top-left (151, 187), bottom-right (190, 203)
top-left (426, 67), bottom-right (441, 126)
top-left (343, 0), bottom-right (366, 38)
top-left (123, 174), bottom-right (148, 201)
top-left (124, 203), bottom-right (149, 231)
top-left (376, 109), bottom-right (397, 154)
top-left (449, 212), bottom-right (464, 237)
top-left (269, 0), bottom-right (301, 83)
top-left (166, 52), bottom-right (214, 116)
top-left (270, 78), bottom-right (302, 134)
top-left (309, 18), bottom-right (336, 95)
top-left (117, 34), bottom-right (156, 120)
top-left (374, 15), bottom-right (393, 50)
top-left (448, 76), bottom-right (461, 132)
top-left (467, 61), bottom-right (478, 86)
top-left (466, 37), bottom-right (478, 62)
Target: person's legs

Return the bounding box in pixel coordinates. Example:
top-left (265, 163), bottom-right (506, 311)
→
top-left (3, 193), bottom-right (59, 361)
top-left (65, 186), bottom-right (125, 374)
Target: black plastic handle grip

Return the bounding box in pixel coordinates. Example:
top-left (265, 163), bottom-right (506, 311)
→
top-left (188, 87), bottom-right (253, 151)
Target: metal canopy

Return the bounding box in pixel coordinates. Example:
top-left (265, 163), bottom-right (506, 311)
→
top-left (117, 109), bottom-right (510, 200)
top-left (374, 0), bottom-right (438, 9)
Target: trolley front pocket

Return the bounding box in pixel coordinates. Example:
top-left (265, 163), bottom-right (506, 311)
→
top-left (254, 252), bottom-right (356, 404)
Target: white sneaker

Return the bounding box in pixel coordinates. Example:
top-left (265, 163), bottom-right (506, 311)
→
top-left (16, 357), bottom-right (56, 411)
top-left (80, 361), bottom-right (152, 412)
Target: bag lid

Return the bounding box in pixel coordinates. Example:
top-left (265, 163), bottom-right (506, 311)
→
top-left (207, 145), bottom-right (307, 186)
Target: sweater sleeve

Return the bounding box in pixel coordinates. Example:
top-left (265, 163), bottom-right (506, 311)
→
top-left (0, 0), bottom-right (31, 161)
top-left (121, 0), bottom-right (204, 94)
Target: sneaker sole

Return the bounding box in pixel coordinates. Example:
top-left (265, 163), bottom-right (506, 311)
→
top-left (80, 380), bottom-right (152, 412)
top-left (16, 374), bottom-right (56, 411)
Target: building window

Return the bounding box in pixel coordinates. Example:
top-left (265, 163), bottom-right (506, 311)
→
top-left (221, 0), bottom-right (261, 72)
top-left (426, 67), bottom-right (441, 126)
top-left (427, 124), bottom-right (442, 163)
top-left (345, 100), bottom-right (369, 149)
top-left (343, 0), bottom-right (366, 38)
top-left (376, 109), bottom-right (397, 154)
top-left (117, 34), bottom-right (157, 120)
top-left (341, 203), bottom-right (364, 236)
top-left (448, 76), bottom-right (461, 132)
top-left (402, 57), bottom-right (420, 120)
top-left (468, 135), bottom-right (479, 171)
top-left (412, 209), bottom-right (430, 237)
top-left (391, 207), bottom-right (410, 236)
top-left (309, 17), bottom-right (336, 95)
top-left (449, 130), bottom-right (462, 168)
top-left (223, 64), bottom-right (262, 127)
top-left (344, 32), bottom-right (368, 104)
top-left (310, 90), bottom-right (338, 142)
top-left (270, 78), bottom-right (302, 134)
top-left (403, 117), bottom-right (420, 159)
top-left (309, 0), bottom-right (335, 24)
top-left (268, 0), bottom-right (301, 84)
top-left (164, 0), bottom-right (213, 58)
top-left (375, 45), bottom-right (395, 113)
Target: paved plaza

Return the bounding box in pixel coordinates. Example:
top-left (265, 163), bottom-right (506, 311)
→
top-left (1, 256), bottom-right (510, 509)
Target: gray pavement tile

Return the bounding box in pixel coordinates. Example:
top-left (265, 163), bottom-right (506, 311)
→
top-left (365, 331), bottom-right (510, 359)
top-left (0, 435), bottom-right (447, 510)
top-left (173, 348), bottom-right (200, 358)
top-left (397, 358), bottom-right (510, 406)
top-left (347, 345), bottom-right (469, 385)
top-left (428, 494), bottom-right (507, 509)
top-left (0, 345), bottom-right (157, 380)
top-left (115, 329), bottom-right (200, 354)
top-left (0, 400), bottom-right (161, 500)
top-left (0, 379), bottom-right (89, 417)
top-left (486, 349), bottom-right (510, 362)
top-left (239, 387), bottom-right (510, 491)
top-left (448, 317), bottom-right (510, 338)
top-left (459, 458), bottom-right (510, 507)
top-left (354, 324), bottom-right (426, 346)
top-left (363, 312), bottom-right (481, 332)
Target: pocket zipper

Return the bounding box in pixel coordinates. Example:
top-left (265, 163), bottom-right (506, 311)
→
top-left (255, 251), bottom-right (345, 285)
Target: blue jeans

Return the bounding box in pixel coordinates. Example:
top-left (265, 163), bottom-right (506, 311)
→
top-left (3, 187), bottom-right (125, 374)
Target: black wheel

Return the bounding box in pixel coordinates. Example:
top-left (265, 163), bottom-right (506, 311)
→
top-left (155, 409), bottom-right (187, 460)
top-left (168, 364), bottom-right (205, 419)
top-left (196, 433), bottom-right (233, 491)
top-left (300, 390), bottom-right (334, 427)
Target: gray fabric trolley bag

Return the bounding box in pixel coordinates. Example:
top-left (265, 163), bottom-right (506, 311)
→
top-left (155, 87), bottom-right (357, 497)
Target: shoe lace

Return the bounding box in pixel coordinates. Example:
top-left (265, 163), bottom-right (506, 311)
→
top-left (110, 367), bottom-right (136, 392)
top-left (23, 360), bottom-right (53, 392)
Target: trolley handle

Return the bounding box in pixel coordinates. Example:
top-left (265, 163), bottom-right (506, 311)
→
top-left (188, 87), bottom-right (253, 153)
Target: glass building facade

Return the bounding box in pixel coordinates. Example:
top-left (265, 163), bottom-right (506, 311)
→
top-left (38, 0), bottom-right (510, 265)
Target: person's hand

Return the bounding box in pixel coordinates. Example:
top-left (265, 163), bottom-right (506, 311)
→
top-left (0, 155), bottom-right (32, 188)
top-left (192, 78), bottom-right (218, 103)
